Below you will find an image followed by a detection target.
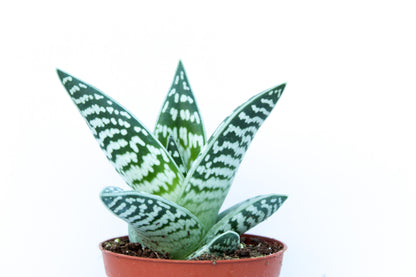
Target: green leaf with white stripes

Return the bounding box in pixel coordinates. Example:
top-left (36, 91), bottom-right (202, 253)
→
top-left (166, 135), bottom-right (187, 176)
top-left (57, 70), bottom-right (184, 202)
top-left (204, 194), bottom-right (287, 243)
top-left (100, 186), bottom-right (205, 259)
top-left (187, 231), bottom-right (240, 260)
top-left (59, 62), bottom-right (289, 260)
top-left (154, 61), bottom-right (206, 170)
top-left (178, 84), bottom-right (286, 228)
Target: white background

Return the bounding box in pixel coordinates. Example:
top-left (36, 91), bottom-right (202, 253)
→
top-left (1, 1), bottom-right (415, 276)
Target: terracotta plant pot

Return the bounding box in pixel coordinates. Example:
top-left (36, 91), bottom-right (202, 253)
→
top-left (100, 234), bottom-right (287, 277)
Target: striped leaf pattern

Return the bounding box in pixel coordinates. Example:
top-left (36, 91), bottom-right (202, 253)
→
top-left (204, 194), bottom-right (287, 242)
top-left (57, 70), bottom-right (184, 202)
top-left (166, 136), bottom-right (187, 176)
top-left (154, 61), bottom-right (206, 171)
top-left (187, 231), bottom-right (240, 260)
top-left (100, 186), bottom-right (205, 259)
top-left (58, 63), bottom-right (288, 259)
top-left (178, 84), bottom-right (286, 228)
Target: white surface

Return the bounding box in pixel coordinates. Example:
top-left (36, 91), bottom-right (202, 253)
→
top-left (1, 1), bottom-right (415, 276)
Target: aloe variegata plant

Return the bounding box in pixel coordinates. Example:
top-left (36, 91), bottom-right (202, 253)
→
top-left (57, 61), bottom-right (287, 259)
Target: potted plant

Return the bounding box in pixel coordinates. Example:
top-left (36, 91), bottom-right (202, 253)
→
top-left (57, 61), bottom-right (288, 276)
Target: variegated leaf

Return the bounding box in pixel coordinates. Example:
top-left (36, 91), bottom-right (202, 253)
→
top-left (187, 230), bottom-right (240, 260)
top-left (178, 84), bottom-right (286, 228)
top-left (57, 70), bottom-right (184, 202)
top-left (204, 194), bottom-right (287, 242)
top-left (166, 135), bottom-right (187, 176)
top-left (100, 186), bottom-right (205, 259)
top-left (154, 61), bottom-right (206, 170)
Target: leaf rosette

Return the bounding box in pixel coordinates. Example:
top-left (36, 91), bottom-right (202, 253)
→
top-left (58, 62), bottom-right (287, 259)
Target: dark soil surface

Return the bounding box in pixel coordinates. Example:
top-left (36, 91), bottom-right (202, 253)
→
top-left (102, 236), bottom-right (284, 261)
top-left (103, 237), bottom-right (170, 259)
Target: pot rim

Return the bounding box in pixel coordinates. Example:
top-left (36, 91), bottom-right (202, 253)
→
top-left (99, 233), bottom-right (287, 264)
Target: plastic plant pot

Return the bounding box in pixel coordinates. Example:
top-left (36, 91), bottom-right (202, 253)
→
top-left (100, 234), bottom-right (287, 277)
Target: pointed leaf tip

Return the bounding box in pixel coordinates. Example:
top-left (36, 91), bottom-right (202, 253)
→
top-left (178, 83), bottom-right (287, 228)
top-left (166, 135), bottom-right (187, 176)
top-left (100, 187), bottom-right (205, 259)
top-left (56, 68), bottom-right (66, 80)
top-left (57, 70), bottom-right (185, 201)
top-left (100, 186), bottom-right (124, 196)
top-left (204, 194), bottom-right (288, 241)
top-left (178, 59), bottom-right (184, 67)
top-left (154, 61), bottom-right (206, 170)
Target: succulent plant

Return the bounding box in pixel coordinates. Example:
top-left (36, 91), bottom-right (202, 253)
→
top-left (57, 61), bottom-right (287, 259)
